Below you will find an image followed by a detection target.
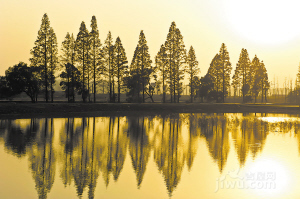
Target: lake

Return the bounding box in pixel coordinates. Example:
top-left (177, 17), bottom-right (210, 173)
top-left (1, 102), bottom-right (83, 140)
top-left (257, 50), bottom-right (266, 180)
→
top-left (0, 113), bottom-right (300, 199)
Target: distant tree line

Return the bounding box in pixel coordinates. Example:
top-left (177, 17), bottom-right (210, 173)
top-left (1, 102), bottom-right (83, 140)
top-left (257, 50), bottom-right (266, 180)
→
top-left (291, 64), bottom-right (300, 103)
top-left (0, 13), bottom-right (271, 103)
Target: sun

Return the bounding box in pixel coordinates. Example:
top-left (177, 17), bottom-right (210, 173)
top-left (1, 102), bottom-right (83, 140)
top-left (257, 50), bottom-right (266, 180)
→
top-left (223, 0), bottom-right (300, 45)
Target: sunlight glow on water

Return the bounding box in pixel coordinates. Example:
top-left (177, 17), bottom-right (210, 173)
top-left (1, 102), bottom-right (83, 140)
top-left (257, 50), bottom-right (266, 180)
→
top-left (246, 158), bottom-right (290, 197)
top-left (258, 116), bottom-right (300, 123)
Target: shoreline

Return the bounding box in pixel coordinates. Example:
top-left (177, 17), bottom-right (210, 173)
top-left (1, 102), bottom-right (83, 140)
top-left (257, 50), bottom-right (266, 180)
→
top-left (0, 102), bottom-right (299, 119)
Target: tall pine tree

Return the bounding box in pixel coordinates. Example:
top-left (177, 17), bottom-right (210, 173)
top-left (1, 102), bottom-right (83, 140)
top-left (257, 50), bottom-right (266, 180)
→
top-left (252, 59), bottom-right (270, 103)
top-left (186, 46), bottom-right (199, 103)
top-left (76, 21), bottom-right (90, 102)
top-left (251, 55), bottom-right (261, 103)
top-left (103, 31), bottom-right (114, 102)
top-left (164, 22), bottom-right (186, 103)
top-left (30, 13), bottom-right (58, 102)
top-left (219, 43), bottom-right (232, 102)
top-left (208, 54), bottom-right (222, 101)
top-left (48, 27), bottom-right (58, 102)
top-left (155, 44), bottom-right (168, 102)
top-left (260, 61), bottom-right (270, 102)
top-left (127, 31), bottom-right (153, 102)
top-left (296, 63), bottom-right (300, 102)
top-left (232, 48), bottom-right (251, 102)
top-left (114, 37), bottom-right (128, 103)
top-left (60, 32), bottom-right (77, 102)
top-left (89, 16), bottom-right (102, 102)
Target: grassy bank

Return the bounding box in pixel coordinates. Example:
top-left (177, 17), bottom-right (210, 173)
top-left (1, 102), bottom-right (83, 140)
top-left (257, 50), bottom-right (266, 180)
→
top-left (0, 102), bottom-right (299, 119)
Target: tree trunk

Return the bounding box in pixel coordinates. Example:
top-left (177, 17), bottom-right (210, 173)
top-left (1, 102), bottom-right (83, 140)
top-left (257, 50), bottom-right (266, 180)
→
top-left (190, 72), bottom-right (193, 103)
top-left (87, 50), bottom-right (90, 102)
top-left (118, 80), bottom-right (120, 103)
top-left (44, 31), bottom-right (48, 103)
top-left (109, 46), bottom-right (112, 103)
top-left (242, 70), bottom-right (245, 103)
top-left (93, 43), bottom-right (96, 103)
top-left (261, 83), bottom-right (264, 103)
top-left (222, 61), bottom-right (225, 103)
top-left (82, 45), bottom-right (85, 102)
top-left (142, 46), bottom-right (145, 103)
top-left (50, 48), bottom-right (54, 103)
top-left (67, 66), bottom-right (70, 103)
top-left (173, 77), bottom-right (176, 103)
top-left (265, 90), bottom-right (267, 102)
top-left (112, 78), bottom-right (116, 103)
top-left (163, 68), bottom-right (165, 103)
top-left (117, 52), bottom-right (120, 103)
top-left (71, 72), bottom-right (74, 103)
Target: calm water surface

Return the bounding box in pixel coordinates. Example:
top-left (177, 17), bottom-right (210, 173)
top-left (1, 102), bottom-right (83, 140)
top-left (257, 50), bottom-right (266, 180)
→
top-left (1, 113), bottom-right (300, 199)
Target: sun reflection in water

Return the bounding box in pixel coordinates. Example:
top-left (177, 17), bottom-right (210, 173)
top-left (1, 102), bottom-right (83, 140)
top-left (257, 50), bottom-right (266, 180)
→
top-left (245, 158), bottom-right (291, 198)
top-left (258, 117), bottom-right (300, 123)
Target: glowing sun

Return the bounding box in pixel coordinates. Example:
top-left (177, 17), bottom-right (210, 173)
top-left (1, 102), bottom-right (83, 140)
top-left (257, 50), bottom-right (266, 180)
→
top-left (224, 0), bottom-right (300, 45)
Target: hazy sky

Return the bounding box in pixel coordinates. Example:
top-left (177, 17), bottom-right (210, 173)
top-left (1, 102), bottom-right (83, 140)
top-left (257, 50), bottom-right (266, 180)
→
top-left (1, 0), bottom-right (300, 86)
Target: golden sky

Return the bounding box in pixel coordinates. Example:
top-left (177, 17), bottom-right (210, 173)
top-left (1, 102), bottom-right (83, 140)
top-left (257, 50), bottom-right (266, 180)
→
top-left (1, 0), bottom-right (300, 86)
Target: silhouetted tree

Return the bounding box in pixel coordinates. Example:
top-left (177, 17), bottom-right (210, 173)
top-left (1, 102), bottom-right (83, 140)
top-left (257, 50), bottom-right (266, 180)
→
top-left (60, 63), bottom-right (82, 101)
top-left (260, 61), bottom-right (270, 102)
top-left (90, 16), bottom-right (102, 102)
top-left (125, 66), bottom-right (155, 103)
top-left (5, 62), bottom-right (39, 102)
top-left (60, 33), bottom-right (76, 67)
top-left (186, 46), bottom-right (199, 102)
top-left (129, 31), bottom-right (152, 102)
top-left (231, 71), bottom-right (240, 99)
top-left (76, 21), bottom-right (90, 102)
top-left (60, 32), bottom-right (76, 102)
top-left (296, 63), bottom-right (300, 103)
top-left (30, 13), bottom-right (58, 102)
top-left (103, 31), bottom-right (115, 102)
top-left (0, 76), bottom-right (14, 99)
top-left (164, 22), bottom-right (187, 103)
top-left (197, 74), bottom-right (214, 102)
top-left (219, 43), bottom-right (232, 102)
top-left (248, 55), bottom-right (256, 99)
top-left (252, 60), bottom-right (270, 103)
top-left (155, 44), bottom-right (168, 102)
top-left (114, 37), bottom-right (128, 103)
top-left (48, 27), bottom-right (58, 102)
top-left (232, 48), bottom-right (251, 103)
top-left (208, 54), bottom-right (223, 102)
top-left (251, 55), bottom-right (261, 102)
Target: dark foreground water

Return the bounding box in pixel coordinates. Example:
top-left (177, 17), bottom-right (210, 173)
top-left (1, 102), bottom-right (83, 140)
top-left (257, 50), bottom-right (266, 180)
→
top-left (1, 113), bottom-right (300, 199)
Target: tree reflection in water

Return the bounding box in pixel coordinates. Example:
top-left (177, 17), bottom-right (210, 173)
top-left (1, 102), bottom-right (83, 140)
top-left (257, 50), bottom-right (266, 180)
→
top-left (0, 113), bottom-right (299, 198)
top-left (28, 118), bottom-right (56, 199)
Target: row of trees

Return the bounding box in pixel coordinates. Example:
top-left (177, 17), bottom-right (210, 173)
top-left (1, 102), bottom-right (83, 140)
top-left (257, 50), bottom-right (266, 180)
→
top-left (294, 64), bottom-right (300, 103)
top-left (232, 50), bottom-right (269, 103)
top-left (0, 13), bottom-right (271, 103)
top-left (196, 44), bottom-right (232, 103)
